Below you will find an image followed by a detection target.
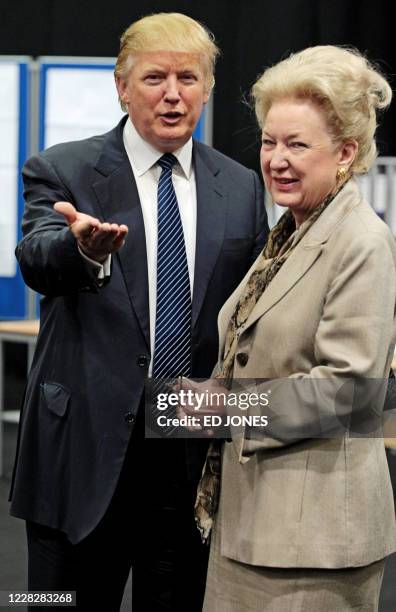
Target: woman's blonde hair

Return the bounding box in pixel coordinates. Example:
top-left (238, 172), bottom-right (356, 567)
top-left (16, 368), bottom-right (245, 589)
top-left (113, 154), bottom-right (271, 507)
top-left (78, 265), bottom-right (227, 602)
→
top-left (115, 13), bottom-right (220, 110)
top-left (252, 46), bottom-right (392, 174)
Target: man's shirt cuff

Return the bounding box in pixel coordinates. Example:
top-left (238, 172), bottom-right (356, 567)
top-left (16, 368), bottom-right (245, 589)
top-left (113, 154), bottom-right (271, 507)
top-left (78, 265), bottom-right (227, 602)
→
top-left (78, 246), bottom-right (111, 280)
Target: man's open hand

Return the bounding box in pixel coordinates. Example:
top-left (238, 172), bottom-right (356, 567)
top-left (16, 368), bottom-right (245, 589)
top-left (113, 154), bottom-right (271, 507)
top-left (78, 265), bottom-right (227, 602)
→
top-left (54, 201), bottom-right (129, 263)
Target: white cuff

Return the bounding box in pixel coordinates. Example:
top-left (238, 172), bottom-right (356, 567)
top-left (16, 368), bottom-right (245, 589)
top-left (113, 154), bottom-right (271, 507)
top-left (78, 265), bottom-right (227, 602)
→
top-left (78, 246), bottom-right (111, 280)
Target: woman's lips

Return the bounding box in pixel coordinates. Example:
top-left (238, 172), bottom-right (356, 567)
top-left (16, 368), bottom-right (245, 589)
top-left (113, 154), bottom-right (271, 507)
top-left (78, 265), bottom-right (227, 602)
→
top-left (272, 177), bottom-right (299, 191)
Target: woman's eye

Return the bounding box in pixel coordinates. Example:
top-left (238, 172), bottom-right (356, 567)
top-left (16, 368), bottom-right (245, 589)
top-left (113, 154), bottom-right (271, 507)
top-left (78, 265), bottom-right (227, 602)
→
top-left (290, 142), bottom-right (307, 149)
top-left (262, 139), bottom-right (275, 147)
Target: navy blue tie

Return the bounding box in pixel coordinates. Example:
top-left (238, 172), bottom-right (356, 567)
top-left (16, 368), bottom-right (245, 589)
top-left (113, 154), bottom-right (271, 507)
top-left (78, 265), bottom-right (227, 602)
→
top-left (152, 153), bottom-right (192, 380)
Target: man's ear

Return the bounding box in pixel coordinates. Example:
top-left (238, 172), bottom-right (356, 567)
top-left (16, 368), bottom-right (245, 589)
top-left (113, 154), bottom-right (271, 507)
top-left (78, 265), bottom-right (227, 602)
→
top-left (116, 77), bottom-right (129, 106)
top-left (203, 90), bottom-right (210, 105)
top-left (203, 75), bottom-right (214, 105)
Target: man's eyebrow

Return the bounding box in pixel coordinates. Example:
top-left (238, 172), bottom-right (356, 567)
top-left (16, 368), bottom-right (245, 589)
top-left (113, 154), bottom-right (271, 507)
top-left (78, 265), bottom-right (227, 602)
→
top-left (141, 66), bottom-right (165, 72)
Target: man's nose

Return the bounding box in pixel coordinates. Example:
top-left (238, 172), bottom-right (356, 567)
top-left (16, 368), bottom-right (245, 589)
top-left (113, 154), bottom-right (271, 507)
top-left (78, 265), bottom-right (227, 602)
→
top-left (163, 76), bottom-right (181, 102)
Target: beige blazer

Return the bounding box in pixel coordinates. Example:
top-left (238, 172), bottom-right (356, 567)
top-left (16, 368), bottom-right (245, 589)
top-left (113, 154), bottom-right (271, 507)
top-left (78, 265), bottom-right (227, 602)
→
top-left (217, 179), bottom-right (396, 568)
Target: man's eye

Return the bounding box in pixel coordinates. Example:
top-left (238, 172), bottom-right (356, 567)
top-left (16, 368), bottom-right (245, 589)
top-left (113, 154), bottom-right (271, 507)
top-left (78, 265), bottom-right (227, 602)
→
top-left (144, 75), bottom-right (162, 83)
top-left (180, 74), bottom-right (197, 83)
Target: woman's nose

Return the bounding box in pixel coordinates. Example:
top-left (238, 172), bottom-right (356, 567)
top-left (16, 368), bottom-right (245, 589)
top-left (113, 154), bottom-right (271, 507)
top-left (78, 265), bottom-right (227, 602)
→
top-left (269, 147), bottom-right (289, 169)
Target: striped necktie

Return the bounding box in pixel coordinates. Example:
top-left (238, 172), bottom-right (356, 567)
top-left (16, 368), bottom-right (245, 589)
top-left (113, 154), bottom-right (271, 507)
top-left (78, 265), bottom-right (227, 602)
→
top-left (152, 153), bottom-right (192, 380)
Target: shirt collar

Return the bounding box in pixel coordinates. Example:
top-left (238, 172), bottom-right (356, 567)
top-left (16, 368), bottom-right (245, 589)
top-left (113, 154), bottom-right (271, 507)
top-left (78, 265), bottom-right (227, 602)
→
top-left (123, 117), bottom-right (193, 178)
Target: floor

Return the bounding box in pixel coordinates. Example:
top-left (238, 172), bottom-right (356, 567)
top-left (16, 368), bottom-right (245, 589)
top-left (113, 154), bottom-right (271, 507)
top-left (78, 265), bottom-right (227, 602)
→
top-left (0, 423), bottom-right (132, 611)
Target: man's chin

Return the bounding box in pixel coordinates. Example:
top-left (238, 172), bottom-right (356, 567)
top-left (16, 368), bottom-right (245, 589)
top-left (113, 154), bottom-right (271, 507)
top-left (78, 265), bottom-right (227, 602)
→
top-left (154, 129), bottom-right (192, 152)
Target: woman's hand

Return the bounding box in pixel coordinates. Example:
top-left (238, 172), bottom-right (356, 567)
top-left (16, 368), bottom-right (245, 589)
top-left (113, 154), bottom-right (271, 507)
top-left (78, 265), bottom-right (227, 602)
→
top-left (173, 377), bottom-right (229, 435)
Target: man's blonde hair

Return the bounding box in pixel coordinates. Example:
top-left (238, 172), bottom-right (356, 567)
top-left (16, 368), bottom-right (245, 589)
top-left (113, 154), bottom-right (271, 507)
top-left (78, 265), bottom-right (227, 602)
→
top-left (252, 46), bottom-right (392, 174)
top-left (115, 13), bottom-right (220, 111)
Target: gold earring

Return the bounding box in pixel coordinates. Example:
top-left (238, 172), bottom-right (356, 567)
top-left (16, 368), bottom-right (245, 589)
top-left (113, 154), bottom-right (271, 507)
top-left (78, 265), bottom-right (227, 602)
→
top-left (336, 166), bottom-right (348, 182)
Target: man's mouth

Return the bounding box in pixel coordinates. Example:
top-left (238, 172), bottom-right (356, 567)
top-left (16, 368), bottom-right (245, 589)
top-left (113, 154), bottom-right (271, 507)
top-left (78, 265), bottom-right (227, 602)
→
top-left (160, 112), bottom-right (183, 123)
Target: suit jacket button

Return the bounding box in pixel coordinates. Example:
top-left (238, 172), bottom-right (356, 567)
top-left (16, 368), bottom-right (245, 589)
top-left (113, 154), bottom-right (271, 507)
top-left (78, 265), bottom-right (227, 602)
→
top-left (137, 355), bottom-right (149, 367)
top-left (236, 353), bottom-right (249, 367)
top-left (124, 412), bottom-right (135, 425)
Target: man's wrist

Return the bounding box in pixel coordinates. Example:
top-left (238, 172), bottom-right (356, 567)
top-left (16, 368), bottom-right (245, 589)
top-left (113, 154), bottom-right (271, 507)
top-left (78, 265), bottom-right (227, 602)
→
top-left (78, 246), bottom-right (111, 279)
top-left (78, 245), bottom-right (108, 264)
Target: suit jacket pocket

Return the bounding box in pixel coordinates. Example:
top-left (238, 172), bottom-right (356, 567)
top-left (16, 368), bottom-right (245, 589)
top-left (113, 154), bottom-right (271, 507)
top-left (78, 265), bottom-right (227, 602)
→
top-left (40, 382), bottom-right (71, 418)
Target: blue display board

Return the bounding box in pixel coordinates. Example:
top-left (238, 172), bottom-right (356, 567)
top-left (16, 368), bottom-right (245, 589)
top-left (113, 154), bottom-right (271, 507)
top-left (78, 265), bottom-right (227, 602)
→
top-left (0, 58), bottom-right (30, 319)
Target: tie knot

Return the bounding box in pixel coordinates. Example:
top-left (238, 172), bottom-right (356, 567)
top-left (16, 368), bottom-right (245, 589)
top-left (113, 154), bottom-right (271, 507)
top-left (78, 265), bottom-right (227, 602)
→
top-left (158, 153), bottom-right (178, 171)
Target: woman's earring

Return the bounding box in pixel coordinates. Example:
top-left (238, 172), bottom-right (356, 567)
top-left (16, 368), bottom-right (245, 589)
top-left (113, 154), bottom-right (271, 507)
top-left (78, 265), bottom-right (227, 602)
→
top-left (336, 166), bottom-right (348, 182)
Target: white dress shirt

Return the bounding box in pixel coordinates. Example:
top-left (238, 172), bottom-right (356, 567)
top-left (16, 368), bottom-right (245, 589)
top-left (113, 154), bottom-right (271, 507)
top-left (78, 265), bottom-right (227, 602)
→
top-left (85, 118), bottom-right (197, 371)
top-left (123, 119), bottom-right (197, 370)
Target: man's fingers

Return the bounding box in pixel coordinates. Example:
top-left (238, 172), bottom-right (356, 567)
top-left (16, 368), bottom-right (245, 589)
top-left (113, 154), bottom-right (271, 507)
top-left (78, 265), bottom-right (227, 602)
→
top-left (54, 201), bottom-right (129, 258)
top-left (110, 225), bottom-right (129, 251)
top-left (77, 221), bottom-right (99, 239)
top-left (54, 201), bottom-right (78, 225)
top-left (92, 225), bottom-right (128, 245)
top-left (54, 202), bottom-right (101, 233)
top-left (79, 223), bottom-right (129, 256)
top-left (82, 224), bottom-right (118, 247)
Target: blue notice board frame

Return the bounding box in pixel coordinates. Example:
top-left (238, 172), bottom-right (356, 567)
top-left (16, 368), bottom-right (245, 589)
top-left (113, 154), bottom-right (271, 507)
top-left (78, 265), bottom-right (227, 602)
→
top-left (0, 59), bottom-right (30, 319)
top-left (38, 59), bottom-right (120, 151)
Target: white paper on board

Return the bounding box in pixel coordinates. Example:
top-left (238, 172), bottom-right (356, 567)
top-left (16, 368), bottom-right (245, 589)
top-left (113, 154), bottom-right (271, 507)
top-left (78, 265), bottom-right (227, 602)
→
top-left (0, 63), bottom-right (18, 277)
top-left (45, 67), bottom-right (124, 148)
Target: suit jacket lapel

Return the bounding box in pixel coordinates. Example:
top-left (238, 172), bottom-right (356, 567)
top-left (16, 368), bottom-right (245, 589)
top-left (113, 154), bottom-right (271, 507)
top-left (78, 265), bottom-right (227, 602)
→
top-left (192, 142), bottom-right (227, 328)
top-left (91, 118), bottom-right (150, 351)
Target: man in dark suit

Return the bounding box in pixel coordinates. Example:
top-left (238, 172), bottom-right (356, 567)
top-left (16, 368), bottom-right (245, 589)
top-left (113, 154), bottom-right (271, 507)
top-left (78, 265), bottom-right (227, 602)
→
top-left (9, 12), bottom-right (268, 612)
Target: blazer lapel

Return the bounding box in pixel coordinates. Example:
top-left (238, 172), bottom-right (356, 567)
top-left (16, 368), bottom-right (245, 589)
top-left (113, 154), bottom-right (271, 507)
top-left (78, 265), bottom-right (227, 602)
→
top-left (243, 243), bottom-right (323, 332)
top-left (91, 119), bottom-right (150, 351)
top-left (192, 142), bottom-right (227, 328)
top-left (219, 179), bottom-right (363, 348)
top-left (215, 244), bottom-right (322, 359)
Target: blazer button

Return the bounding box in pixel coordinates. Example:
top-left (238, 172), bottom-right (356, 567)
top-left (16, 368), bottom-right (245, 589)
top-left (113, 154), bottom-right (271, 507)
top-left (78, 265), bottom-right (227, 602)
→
top-left (236, 352), bottom-right (249, 367)
top-left (137, 354), bottom-right (149, 367)
top-left (124, 411), bottom-right (135, 425)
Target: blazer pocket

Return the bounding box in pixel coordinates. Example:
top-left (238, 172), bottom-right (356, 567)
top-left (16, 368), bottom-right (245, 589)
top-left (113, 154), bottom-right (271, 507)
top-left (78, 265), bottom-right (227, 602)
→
top-left (40, 382), bottom-right (71, 418)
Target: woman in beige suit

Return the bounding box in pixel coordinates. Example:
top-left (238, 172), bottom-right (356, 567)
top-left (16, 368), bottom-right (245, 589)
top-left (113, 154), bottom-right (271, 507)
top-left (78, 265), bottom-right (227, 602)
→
top-left (181, 46), bottom-right (396, 611)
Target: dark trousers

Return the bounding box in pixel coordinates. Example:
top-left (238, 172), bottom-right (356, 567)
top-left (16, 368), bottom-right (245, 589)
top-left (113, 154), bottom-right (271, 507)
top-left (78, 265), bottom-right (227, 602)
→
top-left (26, 408), bottom-right (209, 612)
